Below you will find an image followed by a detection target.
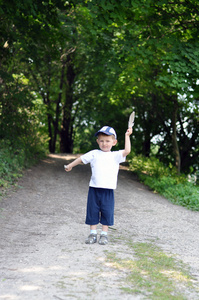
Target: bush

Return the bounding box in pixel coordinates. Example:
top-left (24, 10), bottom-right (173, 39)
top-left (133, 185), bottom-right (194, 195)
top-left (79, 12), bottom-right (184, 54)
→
top-left (128, 154), bottom-right (199, 211)
top-left (0, 139), bottom-right (46, 195)
top-left (128, 153), bottom-right (180, 179)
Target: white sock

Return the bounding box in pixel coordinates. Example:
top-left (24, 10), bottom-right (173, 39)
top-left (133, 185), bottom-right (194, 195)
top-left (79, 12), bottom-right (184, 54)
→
top-left (90, 230), bottom-right (97, 235)
top-left (101, 231), bottom-right (108, 236)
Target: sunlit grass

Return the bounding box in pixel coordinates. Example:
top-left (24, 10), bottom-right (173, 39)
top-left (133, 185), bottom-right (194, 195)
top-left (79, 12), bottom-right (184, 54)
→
top-left (106, 241), bottom-right (198, 299)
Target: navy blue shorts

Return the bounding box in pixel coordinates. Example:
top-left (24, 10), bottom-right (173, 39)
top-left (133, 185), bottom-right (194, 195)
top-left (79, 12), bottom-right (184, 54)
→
top-left (85, 187), bottom-right (115, 226)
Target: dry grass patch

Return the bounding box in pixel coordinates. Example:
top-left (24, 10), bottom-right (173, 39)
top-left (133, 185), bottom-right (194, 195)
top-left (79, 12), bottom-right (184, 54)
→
top-left (106, 241), bottom-right (198, 299)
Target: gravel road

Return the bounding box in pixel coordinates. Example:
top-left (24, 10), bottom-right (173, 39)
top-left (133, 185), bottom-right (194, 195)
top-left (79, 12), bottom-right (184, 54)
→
top-left (0, 154), bottom-right (199, 300)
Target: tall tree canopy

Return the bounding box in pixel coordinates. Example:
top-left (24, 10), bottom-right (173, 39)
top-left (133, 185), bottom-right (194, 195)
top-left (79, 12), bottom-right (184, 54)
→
top-left (0, 0), bottom-right (198, 174)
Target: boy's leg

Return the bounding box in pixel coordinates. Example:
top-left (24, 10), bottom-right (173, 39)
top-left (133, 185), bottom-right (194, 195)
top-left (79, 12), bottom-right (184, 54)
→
top-left (90, 224), bottom-right (98, 236)
top-left (85, 187), bottom-right (100, 226)
top-left (99, 189), bottom-right (114, 245)
top-left (85, 188), bottom-right (100, 244)
top-left (100, 189), bottom-right (114, 230)
top-left (102, 225), bottom-right (108, 233)
top-left (90, 225), bottom-right (98, 230)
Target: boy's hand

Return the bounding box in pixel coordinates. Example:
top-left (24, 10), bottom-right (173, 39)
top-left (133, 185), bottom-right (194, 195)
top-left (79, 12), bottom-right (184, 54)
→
top-left (64, 165), bottom-right (72, 172)
top-left (126, 127), bottom-right (133, 136)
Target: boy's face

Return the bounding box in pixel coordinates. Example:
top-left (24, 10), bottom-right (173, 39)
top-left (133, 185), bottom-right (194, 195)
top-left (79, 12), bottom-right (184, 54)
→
top-left (97, 134), bottom-right (117, 152)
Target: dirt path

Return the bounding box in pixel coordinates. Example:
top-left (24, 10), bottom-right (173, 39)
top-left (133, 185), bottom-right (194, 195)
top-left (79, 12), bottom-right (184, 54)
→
top-left (0, 154), bottom-right (199, 300)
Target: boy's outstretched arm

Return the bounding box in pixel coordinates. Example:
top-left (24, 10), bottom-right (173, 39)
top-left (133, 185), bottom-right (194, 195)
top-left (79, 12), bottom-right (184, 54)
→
top-left (64, 157), bottom-right (82, 172)
top-left (122, 127), bottom-right (132, 157)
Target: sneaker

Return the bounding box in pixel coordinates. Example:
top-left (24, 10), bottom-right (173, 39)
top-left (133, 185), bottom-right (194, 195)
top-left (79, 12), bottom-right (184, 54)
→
top-left (98, 234), bottom-right (108, 245)
top-left (85, 233), bottom-right (97, 244)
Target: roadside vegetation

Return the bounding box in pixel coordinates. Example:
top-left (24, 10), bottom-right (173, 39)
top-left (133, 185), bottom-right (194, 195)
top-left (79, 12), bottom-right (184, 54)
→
top-left (128, 153), bottom-right (199, 211)
top-left (0, 140), bottom-right (46, 197)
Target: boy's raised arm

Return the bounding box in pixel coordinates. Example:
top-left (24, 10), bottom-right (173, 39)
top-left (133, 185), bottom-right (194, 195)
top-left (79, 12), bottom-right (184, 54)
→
top-left (64, 156), bottom-right (82, 172)
top-left (122, 127), bottom-right (132, 157)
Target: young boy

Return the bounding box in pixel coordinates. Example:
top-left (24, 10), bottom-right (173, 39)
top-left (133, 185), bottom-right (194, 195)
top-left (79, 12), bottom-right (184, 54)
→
top-left (64, 126), bottom-right (132, 245)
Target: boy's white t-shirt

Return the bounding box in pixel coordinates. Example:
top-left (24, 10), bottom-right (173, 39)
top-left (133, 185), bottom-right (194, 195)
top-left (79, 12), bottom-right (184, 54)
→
top-left (81, 149), bottom-right (126, 190)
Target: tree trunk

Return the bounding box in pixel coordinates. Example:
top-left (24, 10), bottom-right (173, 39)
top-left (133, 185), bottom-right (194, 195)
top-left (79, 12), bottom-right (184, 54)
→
top-left (47, 112), bottom-right (54, 153)
top-left (51, 61), bottom-right (66, 153)
top-left (142, 132), bottom-right (151, 157)
top-left (60, 54), bottom-right (75, 153)
top-left (171, 96), bottom-right (181, 174)
top-left (60, 110), bottom-right (73, 153)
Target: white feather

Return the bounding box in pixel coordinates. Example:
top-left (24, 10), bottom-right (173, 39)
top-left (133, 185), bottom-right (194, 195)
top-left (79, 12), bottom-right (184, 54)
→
top-left (128, 111), bottom-right (135, 128)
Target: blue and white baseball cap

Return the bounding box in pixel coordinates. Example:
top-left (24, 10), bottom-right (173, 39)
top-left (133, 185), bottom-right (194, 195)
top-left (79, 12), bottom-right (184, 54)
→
top-left (95, 126), bottom-right (117, 139)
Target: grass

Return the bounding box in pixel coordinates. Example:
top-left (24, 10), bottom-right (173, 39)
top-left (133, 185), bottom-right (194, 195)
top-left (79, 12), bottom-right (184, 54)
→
top-left (128, 154), bottom-right (199, 211)
top-left (106, 241), bottom-right (198, 299)
top-left (142, 176), bottom-right (199, 211)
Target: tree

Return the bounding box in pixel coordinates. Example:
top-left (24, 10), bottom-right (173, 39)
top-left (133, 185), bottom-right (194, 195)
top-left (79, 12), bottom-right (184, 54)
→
top-left (84, 0), bottom-right (199, 173)
top-left (0, 0), bottom-right (65, 147)
top-left (1, 0), bottom-right (198, 174)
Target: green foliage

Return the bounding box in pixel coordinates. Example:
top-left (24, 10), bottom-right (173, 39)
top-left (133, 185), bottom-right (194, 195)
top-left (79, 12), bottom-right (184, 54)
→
top-left (0, 141), bottom-right (23, 189)
top-left (0, 0), bottom-right (198, 174)
top-left (0, 138), bottom-right (46, 196)
top-left (129, 153), bottom-right (178, 178)
top-left (143, 176), bottom-right (199, 211)
top-left (128, 154), bottom-right (199, 211)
